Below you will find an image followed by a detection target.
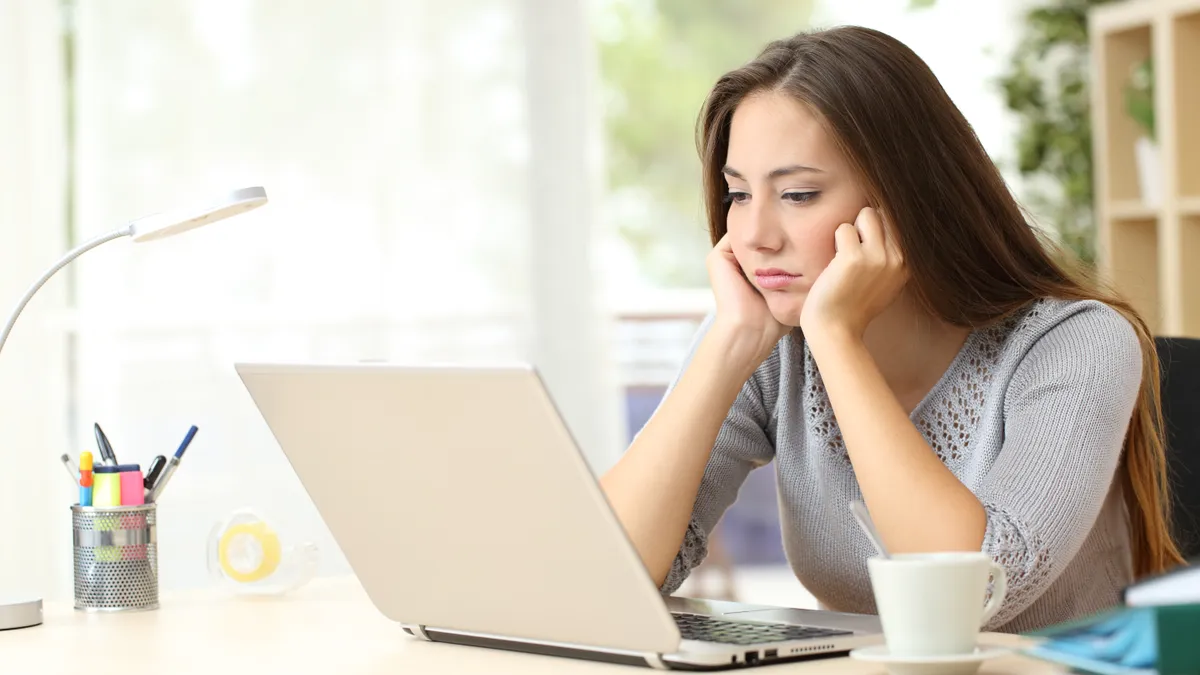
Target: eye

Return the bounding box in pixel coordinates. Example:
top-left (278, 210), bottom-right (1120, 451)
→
top-left (783, 191), bottom-right (819, 204)
top-left (723, 189), bottom-right (750, 205)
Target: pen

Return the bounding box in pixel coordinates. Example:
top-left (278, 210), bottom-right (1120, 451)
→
top-left (143, 455), bottom-right (166, 500)
top-left (59, 453), bottom-right (78, 487)
top-left (147, 425), bottom-right (197, 502)
top-left (144, 455), bottom-right (166, 490)
top-left (94, 423), bottom-right (118, 466)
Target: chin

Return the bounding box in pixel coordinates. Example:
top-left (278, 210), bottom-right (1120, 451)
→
top-left (765, 294), bottom-right (805, 327)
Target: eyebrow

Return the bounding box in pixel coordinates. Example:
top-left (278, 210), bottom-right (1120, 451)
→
top-left (722, 164), bottom-right (825, 180)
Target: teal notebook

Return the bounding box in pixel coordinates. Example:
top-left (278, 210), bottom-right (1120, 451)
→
top-left (1022, 603), bottom-right (1200, 675)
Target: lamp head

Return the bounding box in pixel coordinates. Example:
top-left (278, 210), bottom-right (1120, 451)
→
top-left (127, 186), bottom-right (268, 243)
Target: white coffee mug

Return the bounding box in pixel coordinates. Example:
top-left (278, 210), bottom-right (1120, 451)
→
top-left (867, 551), bottom-right (1007, 657)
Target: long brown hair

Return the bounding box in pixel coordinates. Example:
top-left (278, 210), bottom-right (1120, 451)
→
top-left (696, 25), bottom-right (1184, 577)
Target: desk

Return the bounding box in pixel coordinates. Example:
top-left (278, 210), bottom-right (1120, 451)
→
top-left (2, 577), bottom-right (1066, 674)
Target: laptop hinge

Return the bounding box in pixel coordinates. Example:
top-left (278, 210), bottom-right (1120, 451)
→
top-left (402, 623), bottom-right (431, 641)
top-left (643, 653), bottom-right (668, 670)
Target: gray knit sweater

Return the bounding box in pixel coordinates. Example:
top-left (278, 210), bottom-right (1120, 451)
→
top-left (660, 297), bottom-right (1141, 633)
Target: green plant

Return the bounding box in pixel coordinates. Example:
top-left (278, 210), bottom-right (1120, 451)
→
top-left (997, 0), bottom-right (1120, 266)
top-left (1125, 56), bottom-right (1155, 141)
top-left (595, 0), bottom-right (814, 288)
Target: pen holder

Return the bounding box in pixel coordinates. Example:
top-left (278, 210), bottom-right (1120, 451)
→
top-left (71, 503), bottom-right (159, 612)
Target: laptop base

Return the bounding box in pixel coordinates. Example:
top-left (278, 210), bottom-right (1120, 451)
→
top-left (405, 625), bottom-right (855, 670)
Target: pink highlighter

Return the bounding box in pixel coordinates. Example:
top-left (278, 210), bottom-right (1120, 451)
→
top-left (118, 464), bottom-right (144, 505)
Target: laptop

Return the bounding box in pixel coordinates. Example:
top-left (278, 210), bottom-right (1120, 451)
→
top-left (234, 362), bottom-right (882, 669)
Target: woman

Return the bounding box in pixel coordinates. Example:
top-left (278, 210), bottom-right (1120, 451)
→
top-left (598, 25), bottom-right (1184, 633)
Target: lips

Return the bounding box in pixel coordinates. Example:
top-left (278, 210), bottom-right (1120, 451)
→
top-left (754, 268), bottom-right (800, 290)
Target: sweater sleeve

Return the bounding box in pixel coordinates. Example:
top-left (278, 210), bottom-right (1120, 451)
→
top-left (975, 303), bottom-right (1143, 629)
top-left (654, 315), bottom-right (779, 594)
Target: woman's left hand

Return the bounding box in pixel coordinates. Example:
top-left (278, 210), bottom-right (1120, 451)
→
top-left (800, 206), bottom-right (908, 339)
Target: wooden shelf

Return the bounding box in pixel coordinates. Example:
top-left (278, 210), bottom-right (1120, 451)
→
top-left (1095, 23), bottom-right (1153, 204)
top-left (1109, 199), bottom-right (1160, 220)
top-left (1092, 0), bottom-right (1200, 337)
top-left (1109, 217), bottom-right (1162, 333)
top-left (1091, 0), bottom-right (1154, 33)
top-left (1175, 10), bottom-right (1200, 197)
top-left (1184, 215), bottom-right (1200, 336)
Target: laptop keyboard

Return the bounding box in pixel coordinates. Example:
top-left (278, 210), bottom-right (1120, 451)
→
top-left (671, 613), bottom-right (852, 646)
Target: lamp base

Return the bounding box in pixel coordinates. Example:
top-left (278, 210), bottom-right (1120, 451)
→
top-left (0, 597), bottom-right (42, 630)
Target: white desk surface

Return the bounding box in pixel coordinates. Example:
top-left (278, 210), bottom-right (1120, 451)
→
top-left (2, 576), bottom-right (1067, 674)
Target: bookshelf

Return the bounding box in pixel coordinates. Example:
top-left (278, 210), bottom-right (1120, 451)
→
top-left (1091, 0), bottom-right (1200, 336)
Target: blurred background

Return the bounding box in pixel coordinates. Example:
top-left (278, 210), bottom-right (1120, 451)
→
top-left (0, 0), bottom-right (1109, 607)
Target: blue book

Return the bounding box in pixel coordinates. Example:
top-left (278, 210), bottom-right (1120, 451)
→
top-left (1022, 603), bottom-right (1200, 675)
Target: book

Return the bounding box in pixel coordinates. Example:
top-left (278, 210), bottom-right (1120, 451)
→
top-left (1124, 559), bottom-right (1200, 608)
top-left (1022, 603), bottom-right (1200, 675)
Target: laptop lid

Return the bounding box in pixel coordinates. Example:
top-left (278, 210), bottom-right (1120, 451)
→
top-left (234, 362), bottom-right (682, 654)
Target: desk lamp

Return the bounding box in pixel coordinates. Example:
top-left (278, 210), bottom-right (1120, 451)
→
top-left (0, 186), bottom-right (268, 630)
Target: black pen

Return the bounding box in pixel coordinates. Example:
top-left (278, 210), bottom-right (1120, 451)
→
top-left (94, 423), bottom-right (118, 466)
top-left (144, 455), bottom-right (167, 490)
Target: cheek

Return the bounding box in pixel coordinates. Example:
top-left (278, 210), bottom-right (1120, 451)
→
top-left (787, 219), bottom-right (839, 272)
top-left (785, 194), bottom-right (865, 273)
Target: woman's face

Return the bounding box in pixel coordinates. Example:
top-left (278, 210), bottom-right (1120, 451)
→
top-left (723, 91), bottom-right (870, 326)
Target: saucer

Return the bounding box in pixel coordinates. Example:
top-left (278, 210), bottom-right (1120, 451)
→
top-left (848, 644), bottom-right (1010, 675)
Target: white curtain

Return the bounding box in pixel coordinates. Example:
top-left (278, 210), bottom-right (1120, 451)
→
top-left (2, 0), bottom-right (622, 601)
top-left (0, 0), bottom-right (70, 604)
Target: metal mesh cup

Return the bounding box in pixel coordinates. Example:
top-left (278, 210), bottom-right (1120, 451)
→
top-left (71, 504), bottom-right (159, 611)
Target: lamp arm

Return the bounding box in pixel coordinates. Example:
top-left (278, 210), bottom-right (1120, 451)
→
top-left (0, 225), bottom-right (133, 355)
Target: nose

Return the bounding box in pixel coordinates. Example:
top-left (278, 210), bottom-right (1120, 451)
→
top-left (739, 198), bottom-right (784, 253)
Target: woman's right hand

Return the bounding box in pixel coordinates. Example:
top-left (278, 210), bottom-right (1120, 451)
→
top-left (706, 232), bottom-right (789, 364)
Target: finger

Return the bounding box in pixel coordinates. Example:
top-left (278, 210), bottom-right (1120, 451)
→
top-left (833, 222), bottom-right (861, 255)
top-left (708, 232), bottom-right (746, 280)
top-left (711, 230), bottom-right (736, 257)
top-left (869, 208), bottom-right (900, 255)
top-left (854, 207), bottom-right (885, 255)
top-left (879, 213), bottom-right (905, 266)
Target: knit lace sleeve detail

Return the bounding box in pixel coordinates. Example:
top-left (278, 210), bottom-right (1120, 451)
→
top-left (979, 502), bottom-right (1053, 627)
top-left (974, 301), bottom-right (1142, 630)
top-left (660, 517), bottom-right (710, 595)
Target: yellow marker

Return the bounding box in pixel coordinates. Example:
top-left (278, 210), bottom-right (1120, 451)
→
top-left (92, 466), bottom-right (121, 507)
